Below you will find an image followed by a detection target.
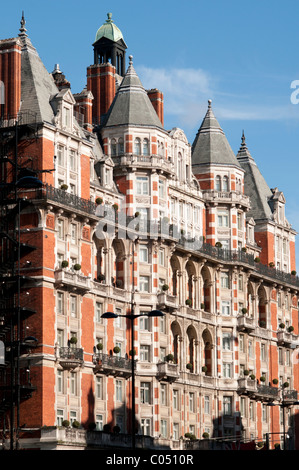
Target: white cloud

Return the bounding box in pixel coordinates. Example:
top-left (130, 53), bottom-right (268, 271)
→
top-left (136, 65), bottom-right (299, 130)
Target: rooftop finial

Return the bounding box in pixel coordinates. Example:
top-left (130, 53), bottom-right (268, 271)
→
top-left (208, 99), bottom-right (212, 108)
top-left (19, 10), bottom-right (27, 37)
top-left (107, 12), bottom-right (113, 23)
top-left (129, 55), bottom-right (133, 65)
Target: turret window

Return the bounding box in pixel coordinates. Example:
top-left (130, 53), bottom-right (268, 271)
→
top-left (223, 176), bottom-right (229, 192)
top-left (111, 139), bottom-right (117, 156)
top-left (134, 138), bottom-right (141, 155)
top-left (143, 138), bottom-right (150, 155)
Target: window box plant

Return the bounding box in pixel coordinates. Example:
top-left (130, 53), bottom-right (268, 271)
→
top-left (112, 203), bottom-right (119, 211)
top-left (279, 323), bottom-right (285, 329)
top-left (291, 270), bottom-right (297, 276)
top-left (60, 184), bottom-right (68, 190)
top-left (202, 432), bottom-right (209, 439)
top-left (62, 420), bottom-right (70, 428)
top-left (215, 242), bottom-right (222, 248)
top-left (73, 263), bottom-right (81, 271)
top-left (186, 363), bottom-right (193, 371)
top-left (272, 378), bottom-right (278, 385)
top-left (260, 376), bottom-right (266, 382)
top-left (249, 374), bottom-right (256, 380)
top-left (96, 343), bottom-right (103, 351)
top-left (200, 303), bottom-right (205, 309)
top-left (95, 197), bottom-right (103, 205)
top-left (162, 284), bottom-right (169, 291)
top-left (72, 420), bottom-right (80, 429)
top-left (244, 369), bottom-right (249, 376)
top-left (113, 346), bottom-right (120, 354)
top-left (69, 336), bottom-right (78, 345)
top-left (202, 366), bottom-right (208, 373)
top-left (241, 307), bottom-right (248, 314)
top-left (165, 353), bottom-right (174, 363)
top-left (254, 257), bottom-right (260, 263)
top-left (288, 326), bottom-right (294, 333)
top-left (185, 299), bottom-right (192, 306)
top-left (61, 260), bottom-right (69, 268)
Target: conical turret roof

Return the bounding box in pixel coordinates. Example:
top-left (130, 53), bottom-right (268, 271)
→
top-left (192, 100), bottom-right (241, 169)
top-left (102, 56), bottom-right (163, 129)
top-left (236, 132), bottom-right (273, 220)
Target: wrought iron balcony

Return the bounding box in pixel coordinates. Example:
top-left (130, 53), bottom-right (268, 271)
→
top-left (256, 383), bottom-right (279, 401)
top-left (42, 184), bottom-right (97, 216)
top-left (93, 353), bottom-right (134, 379)
top-left (156, 361), bottom-right (180, 382)
top-left (58, 347), bottom-right (84, 370)
top-left (238, 377), bottom-right (279, 401)
top-left (282, 389), bottom-right (298, 404)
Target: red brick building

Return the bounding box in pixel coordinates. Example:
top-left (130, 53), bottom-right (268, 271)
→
top-left (0, 13), bottom-right (298, 450)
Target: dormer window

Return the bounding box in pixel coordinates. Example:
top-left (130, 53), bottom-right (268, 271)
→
top-left (63, 106), bottom-right (72, 129)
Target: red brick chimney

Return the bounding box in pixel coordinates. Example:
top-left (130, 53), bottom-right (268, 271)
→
top-left (87, 63), bottom-right (116, 126)
top-left (0, 38), bottom-right (22, 119)
top-left (74, 89), bottom-right (94, 132)
top-left (147, 88), bottom-right (164, 126)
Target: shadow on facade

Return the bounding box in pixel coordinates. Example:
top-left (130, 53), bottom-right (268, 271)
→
top-left (82, 383), bottom-right (171, 449)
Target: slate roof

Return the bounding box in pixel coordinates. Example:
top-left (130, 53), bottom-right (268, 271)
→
top-left (192, 100), bottom-right (241, 169)
top-left (102, 56), bottom-right (163, 130)
top-left (18, 27), bottom-right (58, 125)
top-left (236, 132), bottom-right (273, 221)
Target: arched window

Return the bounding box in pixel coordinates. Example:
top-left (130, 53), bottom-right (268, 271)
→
top-left (223, 176), bottom-right (229, 192)
top-left (118, 138), bottom-right (124, 154)
top-left (111, 139), bottom-right (117, 156)
top-left (158, 142), bottom-right (164, 157)
top-left (143, 138), bottom-right (150, 156)
top-left (134, 138), bottom-right (141, 155)
top-left (215, 175), bottom-right (221, 191)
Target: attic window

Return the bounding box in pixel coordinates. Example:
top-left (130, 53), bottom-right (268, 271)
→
top-left (64, 107), bottom-right (71, 128)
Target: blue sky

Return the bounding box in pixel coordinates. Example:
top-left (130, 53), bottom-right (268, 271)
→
top-left (1, 0), bottom-right (299, 265)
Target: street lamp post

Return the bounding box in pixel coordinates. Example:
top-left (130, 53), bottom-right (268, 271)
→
top-left (101, 308), bottom-right (165, 449)
top-left (267, 387), bottom-right (299, 450)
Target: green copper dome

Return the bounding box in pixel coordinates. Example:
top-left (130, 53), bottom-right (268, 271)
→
top-left (95, 13), bottom-right (123, 43)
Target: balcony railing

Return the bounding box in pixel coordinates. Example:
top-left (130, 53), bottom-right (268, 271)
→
top-left (14, 183), bottom-right (299, 290)
top-left (42, 184), bottom-right (97, 216)
top-left (54, 268), bottom-right (91, 293)
top-left (156, 292), bottom-right (178, 311)
top-left (283, 389), bottom-right (298, 403)
top-left (156, 361), bottom-right (180, 382)
top-left (58, 347), bottom-right (84, 370)
top-left (237, 315), bottom-right (255, 332)
top-left (256, 383), bottom-right (280, 401)
top-left (277, 330), bottom-right (299, 348)
top-left (93, 353), bottom-right (134, 379)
